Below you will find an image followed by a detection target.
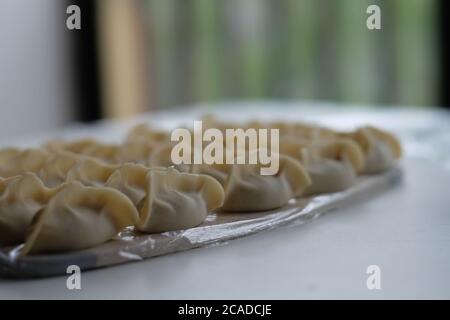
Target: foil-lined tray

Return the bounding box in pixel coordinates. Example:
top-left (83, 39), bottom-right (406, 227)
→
top-left (0, 168), bottom-right (402, 278)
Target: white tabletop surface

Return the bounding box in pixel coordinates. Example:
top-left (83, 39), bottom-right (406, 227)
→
top-left (0, 101), bottom-right (449, 299)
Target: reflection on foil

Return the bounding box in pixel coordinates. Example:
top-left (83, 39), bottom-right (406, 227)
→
top-left (8, 244), bottom-right (24, 261)
top-left (205, 213), bottom-right (218, 222)
top-left (118, 250), bottom-right (143, 261)
top-left (116, 226), bottom-right (137, 241)
top-left (138, 237), bottom-right (156, 249)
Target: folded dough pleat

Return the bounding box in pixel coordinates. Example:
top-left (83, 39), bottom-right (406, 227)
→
top-left (148, 142), bottom-right (176, 168)
top-left (38, 151), bottom-right (82, 187)
top-left (190, 153), bottom-right (310, 212)
top-left (43, 138), bottom-right (98, 154)
top-left (22, 182), bottom-right (139, 254)
top-left (344, 126), bottom-right (402, 173)
top-left (44, 139), bottom-right (121, 164)
top-left (0, 148), bottom-right (22, 168)
top-left (137, 167), bottom-right (224, 233)
top-left (105, 163), bottom-right (148, 206)
top-left (0, 173), bottom-right (62, 246)
top-left (65, 158), bottom-right (119, 187)
top-left (241, 120), bottom-right (338, 141)
top-left (0, 148), bottom-right (50, 178)
top-left (80, 143), bottom-right (120, 163)
top-left (301, 151), bottom-right (357, 195)
top-left (317, 139), bottom-right (365, 173)
top-left (224, 156), bottom-right (310, 211)
top-left (279, 138), bottom-right (364, 195)
top-left (44, 136), bottom-right (164, 166)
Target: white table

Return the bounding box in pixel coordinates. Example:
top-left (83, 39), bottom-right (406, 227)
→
top-left (1, 101), bottom-right (449, 299)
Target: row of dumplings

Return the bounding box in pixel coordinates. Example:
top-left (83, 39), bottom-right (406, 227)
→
top-left (0, 158), bottom-right (224, 254)
top-left (0, 119), bottom-right (402, 255)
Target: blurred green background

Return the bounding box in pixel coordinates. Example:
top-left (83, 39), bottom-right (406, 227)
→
top-left (145, 0), bottom-right (439, 108)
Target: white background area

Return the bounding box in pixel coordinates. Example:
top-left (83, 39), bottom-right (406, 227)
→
top-left (0, 0), bottom-right (75, 138)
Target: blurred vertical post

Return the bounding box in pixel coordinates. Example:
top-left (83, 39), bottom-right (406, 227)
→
top-left (96, 0), bottom-right (150, 118)
top-left (71, 0), bottom-right (102, 121)
top-left (439, 0), bottom-right (449, 108)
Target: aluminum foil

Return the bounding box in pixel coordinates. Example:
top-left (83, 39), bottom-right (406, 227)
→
top-left (0, 168), bottom-right (402, 278)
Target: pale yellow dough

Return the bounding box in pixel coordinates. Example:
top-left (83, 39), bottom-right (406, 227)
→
top-left (22, 181), bottom-right (139, 254)
top-left (137, 167), bottom-right (225, 233)
top-left (0, 173), bottom-right (63, 246)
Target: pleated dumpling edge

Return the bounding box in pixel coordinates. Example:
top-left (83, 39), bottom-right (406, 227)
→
top-left (21, 181), bottom-right (139, 255)
top-left (218, 154), bottom-right (311, 212)
top-left (0, 173), bottom-right (63, 246)
top-left (137, 167), bottom-right (225, 233)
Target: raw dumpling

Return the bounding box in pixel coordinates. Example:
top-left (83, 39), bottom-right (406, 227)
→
top-left (44, 139), bottom-right (121, 163)
top-left (148, 142), bottom-right (176, 168)
top-left (0, 148), bottom-right (50, 178)
top-left (191, 153), bottom-right (311, 212)
top-left (137, 167), bottom-right (224, 233)
top-left (80, 142), bottom-right (120, 163)
top-left (0, 173), bottom-right (62, 246)
top-left (148, 137), bottom-right (311, 212)
top-left (43, 138), bottom-right (98, 154)
top-left (22, 181), bottom-right (139, 254)
top-left (148, 142), bottom-right (192, 173)
top-left (38, 151), bottom-right (82, 187)
top-left (65, 158), bottom-right (119, 187)
top-left (245, 120), bottom-right (337, 141)
top-left (223, 155), bottom-right (310, 211)
top-left (280, 138), bottom-right (364, 195)
top-left (0, 148), bottom-right (22, 168)
top-left (317, 138), bottom-right (365, 173)
top-left (105, 163), bottom-right (149, 206)
top-left (343, 126), bottom-right (402, 173)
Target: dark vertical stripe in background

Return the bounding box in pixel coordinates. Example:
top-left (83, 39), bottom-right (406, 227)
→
top-left (69, 0), bottom-right (102, 121)
top-left (440, 0), bottom-right (450, 108)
